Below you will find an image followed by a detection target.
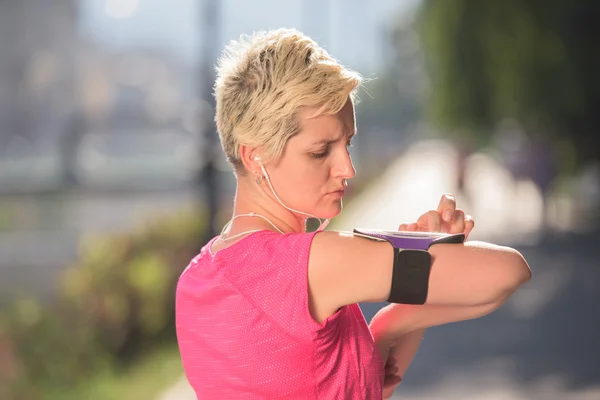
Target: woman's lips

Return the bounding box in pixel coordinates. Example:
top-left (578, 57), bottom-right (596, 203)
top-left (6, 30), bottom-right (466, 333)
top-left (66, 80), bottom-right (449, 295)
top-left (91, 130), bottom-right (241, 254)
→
top-left (328, 189), bottom-right (345, 197)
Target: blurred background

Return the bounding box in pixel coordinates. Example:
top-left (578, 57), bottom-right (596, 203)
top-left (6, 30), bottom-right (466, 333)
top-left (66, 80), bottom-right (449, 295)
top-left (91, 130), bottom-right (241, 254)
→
top-left (1, 0), bottom-right (599, 399)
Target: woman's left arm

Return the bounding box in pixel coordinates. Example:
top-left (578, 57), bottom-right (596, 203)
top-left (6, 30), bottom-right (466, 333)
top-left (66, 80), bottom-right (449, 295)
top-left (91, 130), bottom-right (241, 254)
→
top-left (373, 326), bottom-right (426, 398)
top-left (373, 193), bottom-right (486, 397)
top-left (371, 299), bottom-right (511, 398)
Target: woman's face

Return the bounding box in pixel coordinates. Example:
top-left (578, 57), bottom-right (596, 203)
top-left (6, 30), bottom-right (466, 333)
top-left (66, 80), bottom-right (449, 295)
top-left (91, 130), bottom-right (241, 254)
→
top-left (264, 98), bottom-right (357, 219)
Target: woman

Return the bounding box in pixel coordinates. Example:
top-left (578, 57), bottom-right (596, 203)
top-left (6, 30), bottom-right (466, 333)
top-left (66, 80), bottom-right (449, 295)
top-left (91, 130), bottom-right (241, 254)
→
top-left (175, 28), bottom-right (531, 399)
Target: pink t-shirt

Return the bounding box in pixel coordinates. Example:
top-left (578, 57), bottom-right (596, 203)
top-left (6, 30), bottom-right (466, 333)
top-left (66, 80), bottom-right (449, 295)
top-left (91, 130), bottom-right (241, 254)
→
top-left (175, 230), bottom-right (384, 399)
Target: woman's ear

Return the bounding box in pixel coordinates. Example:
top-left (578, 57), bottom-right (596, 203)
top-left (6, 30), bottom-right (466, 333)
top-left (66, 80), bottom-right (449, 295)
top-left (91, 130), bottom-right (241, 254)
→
top-left (239, 144), bottom-right (262, 173)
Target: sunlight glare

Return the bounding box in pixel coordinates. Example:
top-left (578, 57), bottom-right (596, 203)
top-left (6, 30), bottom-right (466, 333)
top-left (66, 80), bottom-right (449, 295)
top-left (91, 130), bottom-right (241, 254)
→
top-left (103, 0), bottom-right (142, 19)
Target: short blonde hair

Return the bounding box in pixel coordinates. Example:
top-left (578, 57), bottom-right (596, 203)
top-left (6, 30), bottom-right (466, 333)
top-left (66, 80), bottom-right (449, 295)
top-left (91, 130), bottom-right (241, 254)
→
top-left (214, 28), bottom-right (362, 173)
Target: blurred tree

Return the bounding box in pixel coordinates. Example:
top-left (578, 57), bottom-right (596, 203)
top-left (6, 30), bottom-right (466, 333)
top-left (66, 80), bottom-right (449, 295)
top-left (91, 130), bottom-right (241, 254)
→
top-left (358, 23), bottom-right (424, 131)
top-left (353, 22), bottom-right (426, 175)
top-left (417, 0), bottom-right (600, 170)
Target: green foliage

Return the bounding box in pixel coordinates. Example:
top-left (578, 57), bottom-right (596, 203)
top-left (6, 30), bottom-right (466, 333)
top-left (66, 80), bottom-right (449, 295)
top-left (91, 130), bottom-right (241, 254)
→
top-left (417, 0), bottom-right (600, 165)
top-left (41, 344), bottom-right (184, 400)
top-left (0, 211), bottom-right (206, 399)
top-left (0, 201), bottom-right (19, 232)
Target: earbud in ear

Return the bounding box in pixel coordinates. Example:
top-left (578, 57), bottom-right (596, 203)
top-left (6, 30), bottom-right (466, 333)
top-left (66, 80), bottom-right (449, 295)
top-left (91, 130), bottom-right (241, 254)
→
top-left (254, 155), bottom-right (262, 162)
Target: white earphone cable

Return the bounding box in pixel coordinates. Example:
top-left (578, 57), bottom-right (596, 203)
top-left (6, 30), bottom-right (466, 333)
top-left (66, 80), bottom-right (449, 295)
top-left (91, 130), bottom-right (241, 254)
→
top-left (216, 156), bottom-right (331, 243)
top-left (258, 161), bottom-right (330, 231)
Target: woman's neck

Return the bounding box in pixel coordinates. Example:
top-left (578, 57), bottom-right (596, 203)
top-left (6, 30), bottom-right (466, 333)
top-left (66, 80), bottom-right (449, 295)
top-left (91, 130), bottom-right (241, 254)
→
top-left (228, 180), bottom-right (306, 235)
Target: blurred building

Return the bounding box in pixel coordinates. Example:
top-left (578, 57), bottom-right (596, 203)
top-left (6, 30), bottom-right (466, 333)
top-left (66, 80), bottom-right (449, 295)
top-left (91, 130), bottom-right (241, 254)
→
top-left (0, 0), bottom-right (208, 194)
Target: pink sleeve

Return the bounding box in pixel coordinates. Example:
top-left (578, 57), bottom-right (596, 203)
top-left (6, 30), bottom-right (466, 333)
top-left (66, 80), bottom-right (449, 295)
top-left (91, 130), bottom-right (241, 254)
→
top-left (220, 231), bottom-right (323, 340)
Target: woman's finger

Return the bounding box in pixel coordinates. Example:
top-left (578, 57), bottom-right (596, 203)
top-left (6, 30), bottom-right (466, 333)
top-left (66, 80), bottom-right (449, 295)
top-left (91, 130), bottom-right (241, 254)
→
top-left (450, 209), bottom-right (465, 234)
top-left (464, 215), bottom-right (475, 238)
top-left (417, 210), bottom-right (442, 232)
top-left (399, 223), bottom-right (419, 232)
top-left (383, 374), bottom-right (402, 387)
top-left (436, 194), bottom-right (456, 222)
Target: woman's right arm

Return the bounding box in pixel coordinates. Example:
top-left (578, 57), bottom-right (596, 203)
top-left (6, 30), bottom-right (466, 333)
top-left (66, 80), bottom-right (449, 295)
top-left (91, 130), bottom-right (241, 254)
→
top-left (307, 232), bottom-right (531, 325)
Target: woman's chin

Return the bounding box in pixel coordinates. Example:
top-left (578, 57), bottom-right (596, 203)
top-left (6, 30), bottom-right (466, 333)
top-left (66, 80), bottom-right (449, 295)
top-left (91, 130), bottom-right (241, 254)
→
top-left (319, 201), bottom-right (344, 219)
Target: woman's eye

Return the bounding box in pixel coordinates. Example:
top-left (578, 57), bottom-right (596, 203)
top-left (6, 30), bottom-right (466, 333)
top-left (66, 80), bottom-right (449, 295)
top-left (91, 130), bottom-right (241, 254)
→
top-left (312, 149), bottom-right (329, 159)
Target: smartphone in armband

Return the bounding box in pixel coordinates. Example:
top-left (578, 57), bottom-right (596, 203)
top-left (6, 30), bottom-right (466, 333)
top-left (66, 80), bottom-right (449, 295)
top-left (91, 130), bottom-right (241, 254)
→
top-left (352, 229), bottom-right (465, 250)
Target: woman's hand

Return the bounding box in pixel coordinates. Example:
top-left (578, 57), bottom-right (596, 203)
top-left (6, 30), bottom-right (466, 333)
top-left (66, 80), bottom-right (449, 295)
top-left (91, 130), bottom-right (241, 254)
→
top-left (382, 354), bottom-right (402, 399)
top-left (398, 194), bottom-right (475, 238)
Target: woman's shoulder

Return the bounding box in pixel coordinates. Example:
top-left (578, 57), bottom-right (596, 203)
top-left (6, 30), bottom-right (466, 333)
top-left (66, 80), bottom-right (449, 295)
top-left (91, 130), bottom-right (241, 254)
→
top-left (211, 230), bottom-right (316, 258)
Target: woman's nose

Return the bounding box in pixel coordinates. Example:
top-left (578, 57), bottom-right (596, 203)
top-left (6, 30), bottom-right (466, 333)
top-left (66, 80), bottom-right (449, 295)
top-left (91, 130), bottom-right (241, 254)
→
top-left (334, 151), bottom-right (356, 180)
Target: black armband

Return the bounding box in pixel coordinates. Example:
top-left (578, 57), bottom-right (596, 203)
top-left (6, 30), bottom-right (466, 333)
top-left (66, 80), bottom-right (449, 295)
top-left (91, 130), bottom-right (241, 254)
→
top-left (388, 248), bottom-right (431, 304)
top-left (352, 229), bottom-right (465, 305)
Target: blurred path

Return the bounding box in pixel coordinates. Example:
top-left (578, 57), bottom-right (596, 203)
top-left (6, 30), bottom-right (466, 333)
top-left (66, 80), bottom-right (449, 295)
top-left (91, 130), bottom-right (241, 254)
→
top-left (334, 139), bottom-right (546, 244)
top-left (158, 140), bottom-right (600, 399)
